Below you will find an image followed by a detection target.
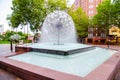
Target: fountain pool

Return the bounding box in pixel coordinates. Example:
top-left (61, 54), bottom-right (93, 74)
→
top-left (9, 47), bottom-right (117, 77)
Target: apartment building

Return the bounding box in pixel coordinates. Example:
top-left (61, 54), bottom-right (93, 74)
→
top-left (73, 0), bottom-right (103, 17)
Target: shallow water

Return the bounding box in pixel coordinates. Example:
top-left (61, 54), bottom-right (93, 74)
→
top-left (9, 47), bottom-right (117, 77)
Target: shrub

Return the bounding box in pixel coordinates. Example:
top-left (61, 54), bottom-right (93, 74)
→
top-left (0, 35), bottom-right (4, 40)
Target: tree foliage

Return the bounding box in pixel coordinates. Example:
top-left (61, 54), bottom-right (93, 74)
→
top-left (68, 7), bottom-right (89, 37)
top-left (93, 0), bottom-right (120, 33)
top-left (46, 0), bottom-right (67, 14)
top-left (7, 0), bottom-right (68, 32)
top-left (112, 0), bottom-right (120, 26)
top-left (7, 0), bottom-right (45, 31)
top-left (3, 30), bottom-right (28, 41)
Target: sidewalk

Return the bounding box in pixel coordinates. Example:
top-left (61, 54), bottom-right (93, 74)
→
top-left (0, 44), bottom-right (15, 56)
top-left (0, 69), bottom-right (22, 80)
top-left (91, 44), bottom-right (120, 50)
top-left (0, 44), bottom-right (22, 80)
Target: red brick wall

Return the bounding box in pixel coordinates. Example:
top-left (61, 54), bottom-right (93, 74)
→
top-left (73, 0), bottom-right (103, 17)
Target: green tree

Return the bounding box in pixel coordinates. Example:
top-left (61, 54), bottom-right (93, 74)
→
top-left (68, 7), bottom-right (89, 38)
top-left (112, 0), bottom-right (120, 27)
top-left (4, 30), bottom-right (16, 41)
top-left (7, 0), bottom-right (68, 32)
top-left (6, 0), bottom-right (69, 43)
top-left (45, 0), bottom-right (67, 14)
top-left (93, 0), bottom-right (111, 29)
top-left (7, 0), bottom-right (45, 32)
top-left (93, 0), bottom-right (120, 34)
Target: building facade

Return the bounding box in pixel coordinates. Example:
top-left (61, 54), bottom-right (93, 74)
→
top-left (109, 26), bottom-right (120, 37)
top-left (0, 25), bottom-right (4, 35)
top-left (73, 0), bottom-right (103, 17)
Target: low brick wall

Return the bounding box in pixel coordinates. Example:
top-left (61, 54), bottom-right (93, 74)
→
top-left (15, 46), bottom-right (32, 53)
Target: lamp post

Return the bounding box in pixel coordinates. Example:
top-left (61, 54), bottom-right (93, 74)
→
top-left (10, 40), bottom-right (13, 52)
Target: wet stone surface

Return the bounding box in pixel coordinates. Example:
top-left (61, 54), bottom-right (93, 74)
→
top-left (0, 69), bottom-right (22, 80)
top-left (0, 44), bottom-right (22, 80)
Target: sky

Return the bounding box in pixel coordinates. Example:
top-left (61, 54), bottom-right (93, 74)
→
top-left (67, 0), bottom-right (75, 6)
top-left (0, 0), bottom-right (12, 31)
top-left (0, 0), bottom-right (75, 32)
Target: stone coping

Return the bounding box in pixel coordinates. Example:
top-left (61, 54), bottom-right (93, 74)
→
top-left (85, 51), bottom-right (120, 80)
top-left (15, 45), bottom-right (96, 55)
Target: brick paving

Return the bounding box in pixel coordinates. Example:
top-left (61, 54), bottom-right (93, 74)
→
top-left (91, 44), bottom-right (120, 50)
top-left (0, 44), bottom-right (15, 56)
top-left (0, 44), bottom-right (22, 80)
top-left (0, 44), bottom-right (120, 80)
top-left (0, 69), bottom-right (22, 80)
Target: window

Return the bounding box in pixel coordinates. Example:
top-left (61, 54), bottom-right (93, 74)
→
top-left (89, 0), bottom-right (93, 2)
top-left (89, 5), bottom-right (94, 8)
top-left (89, 11), bottom-right (94, 14)
top-left (96, 5), bottom-right (98, 7)
top-left (88, 33), bottom-right (93, 38)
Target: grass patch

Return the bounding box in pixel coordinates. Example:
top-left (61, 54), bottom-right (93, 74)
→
top-left (0, 40), bottom-right (10, 44)
top-left (0, 40), bottom-right (32, 44)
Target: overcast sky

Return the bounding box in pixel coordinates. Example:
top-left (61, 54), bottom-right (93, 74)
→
top-left (67, 0), bottom-right (75, 6)
top-left (0, 0), bottom-right (12, 31)
top-left (0, 0), bottom-right (75, 32)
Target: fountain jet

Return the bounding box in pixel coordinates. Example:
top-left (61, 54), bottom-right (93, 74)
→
top-left (39, 10), bottom-right (77, 44)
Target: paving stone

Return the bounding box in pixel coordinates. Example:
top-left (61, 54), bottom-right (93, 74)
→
top-left (0, 69), bottom-right (22, 80)
top-left (0, 44), bottom-right (22, 80)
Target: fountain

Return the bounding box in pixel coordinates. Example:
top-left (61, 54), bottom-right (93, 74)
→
top-left (40, 10), bottom-right (77, 44)
top-left (0, 10), bottom-right (119, 80)
top-left (15, 10), bottom-right (95, 55)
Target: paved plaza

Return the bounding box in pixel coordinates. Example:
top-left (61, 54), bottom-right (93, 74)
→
top-left (0, 44), bottom-right (22, 80)
top-left (0, 44), bottom-right (15, 56)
